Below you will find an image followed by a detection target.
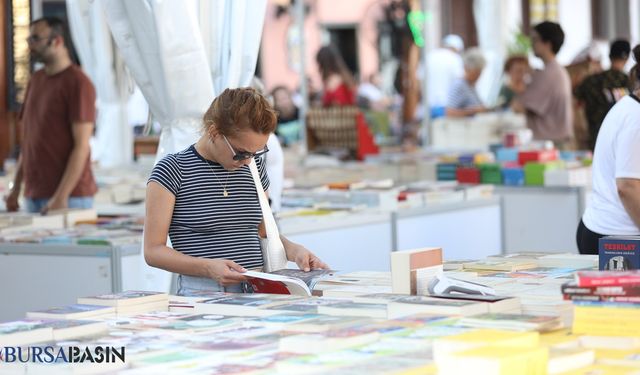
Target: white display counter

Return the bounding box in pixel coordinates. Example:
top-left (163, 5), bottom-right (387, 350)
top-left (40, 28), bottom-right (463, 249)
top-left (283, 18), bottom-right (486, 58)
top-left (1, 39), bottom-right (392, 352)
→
top-left (0, 243), bottom-right (141, 321)
top-left (394, 197), bottom-right (502, 261)
top-left (496, 186), bottom-right (589, 253)
top-left (280, 198), bottom-right (502, 272)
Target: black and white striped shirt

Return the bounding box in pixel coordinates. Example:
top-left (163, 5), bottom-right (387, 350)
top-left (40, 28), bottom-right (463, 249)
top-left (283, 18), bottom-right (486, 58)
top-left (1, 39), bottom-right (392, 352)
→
top-left (148, 145), bottom-right (270, 269)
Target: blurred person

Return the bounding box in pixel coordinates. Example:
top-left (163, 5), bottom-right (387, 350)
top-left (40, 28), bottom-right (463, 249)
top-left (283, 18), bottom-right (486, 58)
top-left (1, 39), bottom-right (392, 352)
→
top-left (425, 34), bottom-right (465, 115)
top-left (5, 17), bottom-right (97, 213)
top-left (497, 55), bottom-right (530, 109)
top-left (575, 39), bottom-right (631, 151)
top-left (512, 21), bottom-right (573, 148)
top-left (445, 48), bottom-right (488, 117)
top-left (271, 85), bottom-right (299, 124)
top-left (315, 45), bottom-right (356, 107)
top-left (357, 72), bottom-right (391, 111)
top-left (577, 45), bottom-right (640, 254)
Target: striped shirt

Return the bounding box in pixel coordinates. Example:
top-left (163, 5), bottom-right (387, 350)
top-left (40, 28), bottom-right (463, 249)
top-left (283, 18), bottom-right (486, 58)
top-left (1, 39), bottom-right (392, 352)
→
top-left (148, 144), bottom-right (270, 269)
top-left (447, 78), bottom-right (483, 110)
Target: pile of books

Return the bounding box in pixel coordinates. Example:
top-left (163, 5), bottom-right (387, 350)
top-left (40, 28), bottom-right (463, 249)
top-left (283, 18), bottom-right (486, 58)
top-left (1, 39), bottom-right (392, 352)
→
top-left (566, 271), bottom-right (640, 340)
top-left (6, 256), bottom-right (640, 373)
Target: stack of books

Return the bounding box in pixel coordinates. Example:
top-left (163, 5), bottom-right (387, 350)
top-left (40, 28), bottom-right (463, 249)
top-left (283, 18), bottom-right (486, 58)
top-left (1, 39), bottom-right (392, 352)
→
top-left (391, 247), bottom-right (443, 295)
top-left (567, 271), bottom-right (640, 343)
top-left (77, 290), bottom-right (169, 317)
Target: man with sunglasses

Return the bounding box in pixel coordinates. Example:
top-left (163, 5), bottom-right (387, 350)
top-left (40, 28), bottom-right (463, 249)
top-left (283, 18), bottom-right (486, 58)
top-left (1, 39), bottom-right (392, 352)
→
top-left (5, 17), bottom-right (97, 213)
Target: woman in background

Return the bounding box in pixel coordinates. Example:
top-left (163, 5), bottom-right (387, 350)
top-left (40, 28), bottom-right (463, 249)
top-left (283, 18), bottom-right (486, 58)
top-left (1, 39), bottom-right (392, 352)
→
top-left (498, 55), bottom-right (530, 109)
top-left (316, 45), bottom-right (356, 107)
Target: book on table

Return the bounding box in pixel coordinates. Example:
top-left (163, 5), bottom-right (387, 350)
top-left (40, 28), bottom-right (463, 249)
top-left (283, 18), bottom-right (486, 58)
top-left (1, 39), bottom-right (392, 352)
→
top-left (193, 293), bottom-right (303, 316)
top-left (77, 291), bottom-right (168, 307)
top-left (599, 236), bottom-right (640, 271)
top-left (243, 269), bottom-right (336, 296)
top-left (0, 320), bottom-right (53, 346)
top-left (26, 304), bottom-right (115, 320)
top-left (574, 270), bottom-right (640, 287)
top-left (458, 313), bottom-right (563, 332)
top-left (391, 247), bottom-right (443, 295)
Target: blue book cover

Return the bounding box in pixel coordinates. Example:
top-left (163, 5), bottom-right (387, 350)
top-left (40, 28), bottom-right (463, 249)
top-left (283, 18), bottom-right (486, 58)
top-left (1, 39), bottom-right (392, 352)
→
top-left (599, 236), bottom-right (640, 271)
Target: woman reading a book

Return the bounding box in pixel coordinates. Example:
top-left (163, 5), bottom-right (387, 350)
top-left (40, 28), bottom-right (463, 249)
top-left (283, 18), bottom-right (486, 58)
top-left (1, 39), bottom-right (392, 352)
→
top-left (577, 45), bottom-right (640, 254)
top-left (144, 88), bottom-right (328, 295)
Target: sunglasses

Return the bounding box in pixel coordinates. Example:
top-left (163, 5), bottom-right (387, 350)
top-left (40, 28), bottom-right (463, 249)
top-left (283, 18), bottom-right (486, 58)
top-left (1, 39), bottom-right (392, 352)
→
top-left (222, 134), bottom-right (269, 161)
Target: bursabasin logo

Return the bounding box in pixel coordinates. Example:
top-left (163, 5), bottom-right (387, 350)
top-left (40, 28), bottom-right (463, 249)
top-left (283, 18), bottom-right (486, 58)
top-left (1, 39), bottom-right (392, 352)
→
top-left (0, 346), bottom-right (125, 363)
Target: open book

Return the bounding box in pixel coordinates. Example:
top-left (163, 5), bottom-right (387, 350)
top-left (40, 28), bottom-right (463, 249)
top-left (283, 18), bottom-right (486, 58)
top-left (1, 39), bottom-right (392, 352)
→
top-left (244, 269), bottom-right (336, 296)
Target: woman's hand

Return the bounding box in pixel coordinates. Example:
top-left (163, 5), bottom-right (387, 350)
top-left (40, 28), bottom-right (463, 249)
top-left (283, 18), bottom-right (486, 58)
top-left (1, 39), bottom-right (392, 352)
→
top-left (203, 259), bottom-right (248, 286)
top-left (284, 241), bottom-right (329, 271)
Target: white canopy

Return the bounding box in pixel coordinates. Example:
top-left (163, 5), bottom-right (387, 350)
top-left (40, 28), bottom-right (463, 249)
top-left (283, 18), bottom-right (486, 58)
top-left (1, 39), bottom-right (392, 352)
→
top-left (199, 0), bottom-right (267, 93)
top-left (66, 0), bottom-right (132, 167)
top-left (102, 0), bottom-right (215, 161)
top-left (101, 0), bottom-right (268, 292)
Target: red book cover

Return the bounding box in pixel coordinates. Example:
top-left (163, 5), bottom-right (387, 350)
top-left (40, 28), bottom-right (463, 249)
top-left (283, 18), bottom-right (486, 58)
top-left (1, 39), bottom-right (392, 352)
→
top-left (518, 150), bottom-right (558, 166)
top-left (456, 167), bottom-right (481, 184)
top-left (575, 270), bottom-right (640, 287)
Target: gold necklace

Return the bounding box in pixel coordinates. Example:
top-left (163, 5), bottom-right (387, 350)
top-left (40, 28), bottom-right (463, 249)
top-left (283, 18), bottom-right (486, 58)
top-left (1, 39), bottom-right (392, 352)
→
top-left (204, 159), bottom-right (231, 197)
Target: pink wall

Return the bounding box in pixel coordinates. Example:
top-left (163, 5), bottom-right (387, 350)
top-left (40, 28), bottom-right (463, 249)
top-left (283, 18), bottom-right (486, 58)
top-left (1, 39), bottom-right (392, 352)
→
top-left (260, 0), bottom-right (388, 93)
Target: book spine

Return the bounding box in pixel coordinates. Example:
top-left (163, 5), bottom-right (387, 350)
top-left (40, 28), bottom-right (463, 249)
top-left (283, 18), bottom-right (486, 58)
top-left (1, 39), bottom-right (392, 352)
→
top-left (575, 275), bottom-right (640, 287)
top-left (564, 294), bottom-right (640, 303)
top-left (561, 283), bottom-right (640, 297)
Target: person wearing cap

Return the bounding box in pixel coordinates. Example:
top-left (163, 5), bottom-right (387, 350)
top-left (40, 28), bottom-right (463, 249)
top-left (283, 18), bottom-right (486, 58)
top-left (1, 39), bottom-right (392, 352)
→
top-left (425, 34), bottom-right (465, 116)
top-left (512, 21), bottom-right (573, 148)
top-left (574, 39), bottom-right (631, 151)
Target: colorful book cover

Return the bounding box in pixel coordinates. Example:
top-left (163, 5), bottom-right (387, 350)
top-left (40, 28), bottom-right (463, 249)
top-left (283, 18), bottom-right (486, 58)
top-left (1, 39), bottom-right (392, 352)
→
top-left (27, 304), bottom-right (114, 318)
top-left (575, 270), bottom-right (640, 287)
top-left (599, 236), bottom-right (640, 270)
top-left (561, 281), bottom-right (640, 297)
top-left (77, 291), bottom-right (168, 306)
top-left (244, 269), bottom-right (336, 296)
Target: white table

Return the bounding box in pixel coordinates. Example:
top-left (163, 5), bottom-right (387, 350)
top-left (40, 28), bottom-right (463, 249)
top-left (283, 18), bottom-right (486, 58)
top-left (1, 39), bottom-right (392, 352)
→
top-left (496, 186), bottom-right (589, 253)
top-left (393, 197), bottom-right (502, 260)
top-left (280, 198), bottom-right (503, 272)
top-left (0, 243), bottom-right (141, 321)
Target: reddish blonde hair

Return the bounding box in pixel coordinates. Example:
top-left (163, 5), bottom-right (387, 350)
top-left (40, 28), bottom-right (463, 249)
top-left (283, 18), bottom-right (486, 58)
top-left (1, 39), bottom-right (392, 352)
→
top-left (203, 87), bottom-right (277, 136)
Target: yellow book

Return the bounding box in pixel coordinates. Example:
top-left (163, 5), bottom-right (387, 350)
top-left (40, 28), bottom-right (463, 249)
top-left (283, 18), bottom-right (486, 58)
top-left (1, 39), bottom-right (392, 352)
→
top-left (557, 363), bottom-right (640, 374)
top-left (438, 346), bottom-right (548, 375)
top-left (540, 329), bottom-right (580, 349)
top-left (574, 306), bottom-right (640, 318)
top-left (595, 348), bottom-right (640, 368)
top-left (573, 316), bottom-right (640, 326)
top-left (433, 329), bottom-right (539, 363)
top-left (548, 347), bottom-right (595, 374)
top-left (572, 324), bottom-right (640, 337)
top-left (391, 363), bottom-right (437, 375)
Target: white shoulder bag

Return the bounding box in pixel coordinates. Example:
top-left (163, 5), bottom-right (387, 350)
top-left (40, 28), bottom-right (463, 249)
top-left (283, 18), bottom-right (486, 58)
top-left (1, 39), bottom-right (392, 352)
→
top-left (249, 159), bottom-right (288, 272)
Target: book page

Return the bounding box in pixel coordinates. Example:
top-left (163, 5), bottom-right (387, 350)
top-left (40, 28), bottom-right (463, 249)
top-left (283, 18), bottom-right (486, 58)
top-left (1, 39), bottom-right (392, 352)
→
top-left (243, 271), bottom-right (311, 296)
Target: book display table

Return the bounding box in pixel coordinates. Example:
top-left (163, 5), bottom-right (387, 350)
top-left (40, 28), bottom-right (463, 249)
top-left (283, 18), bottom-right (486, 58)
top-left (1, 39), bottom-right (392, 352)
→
top-left (0, 243), bottom-right (141, 321)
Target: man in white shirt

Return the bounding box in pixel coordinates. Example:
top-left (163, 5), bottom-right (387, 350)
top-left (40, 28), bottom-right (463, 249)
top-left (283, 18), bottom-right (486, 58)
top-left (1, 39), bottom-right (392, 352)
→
top-left (425, 34), bottom-right (465, 113)
top-left (578, 46), bottom-right (640, 254)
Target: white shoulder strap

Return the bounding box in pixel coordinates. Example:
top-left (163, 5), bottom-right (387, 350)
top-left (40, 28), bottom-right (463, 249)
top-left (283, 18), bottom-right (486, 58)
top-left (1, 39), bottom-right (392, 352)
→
top-left (249, 159), bottom-right (287, 271)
